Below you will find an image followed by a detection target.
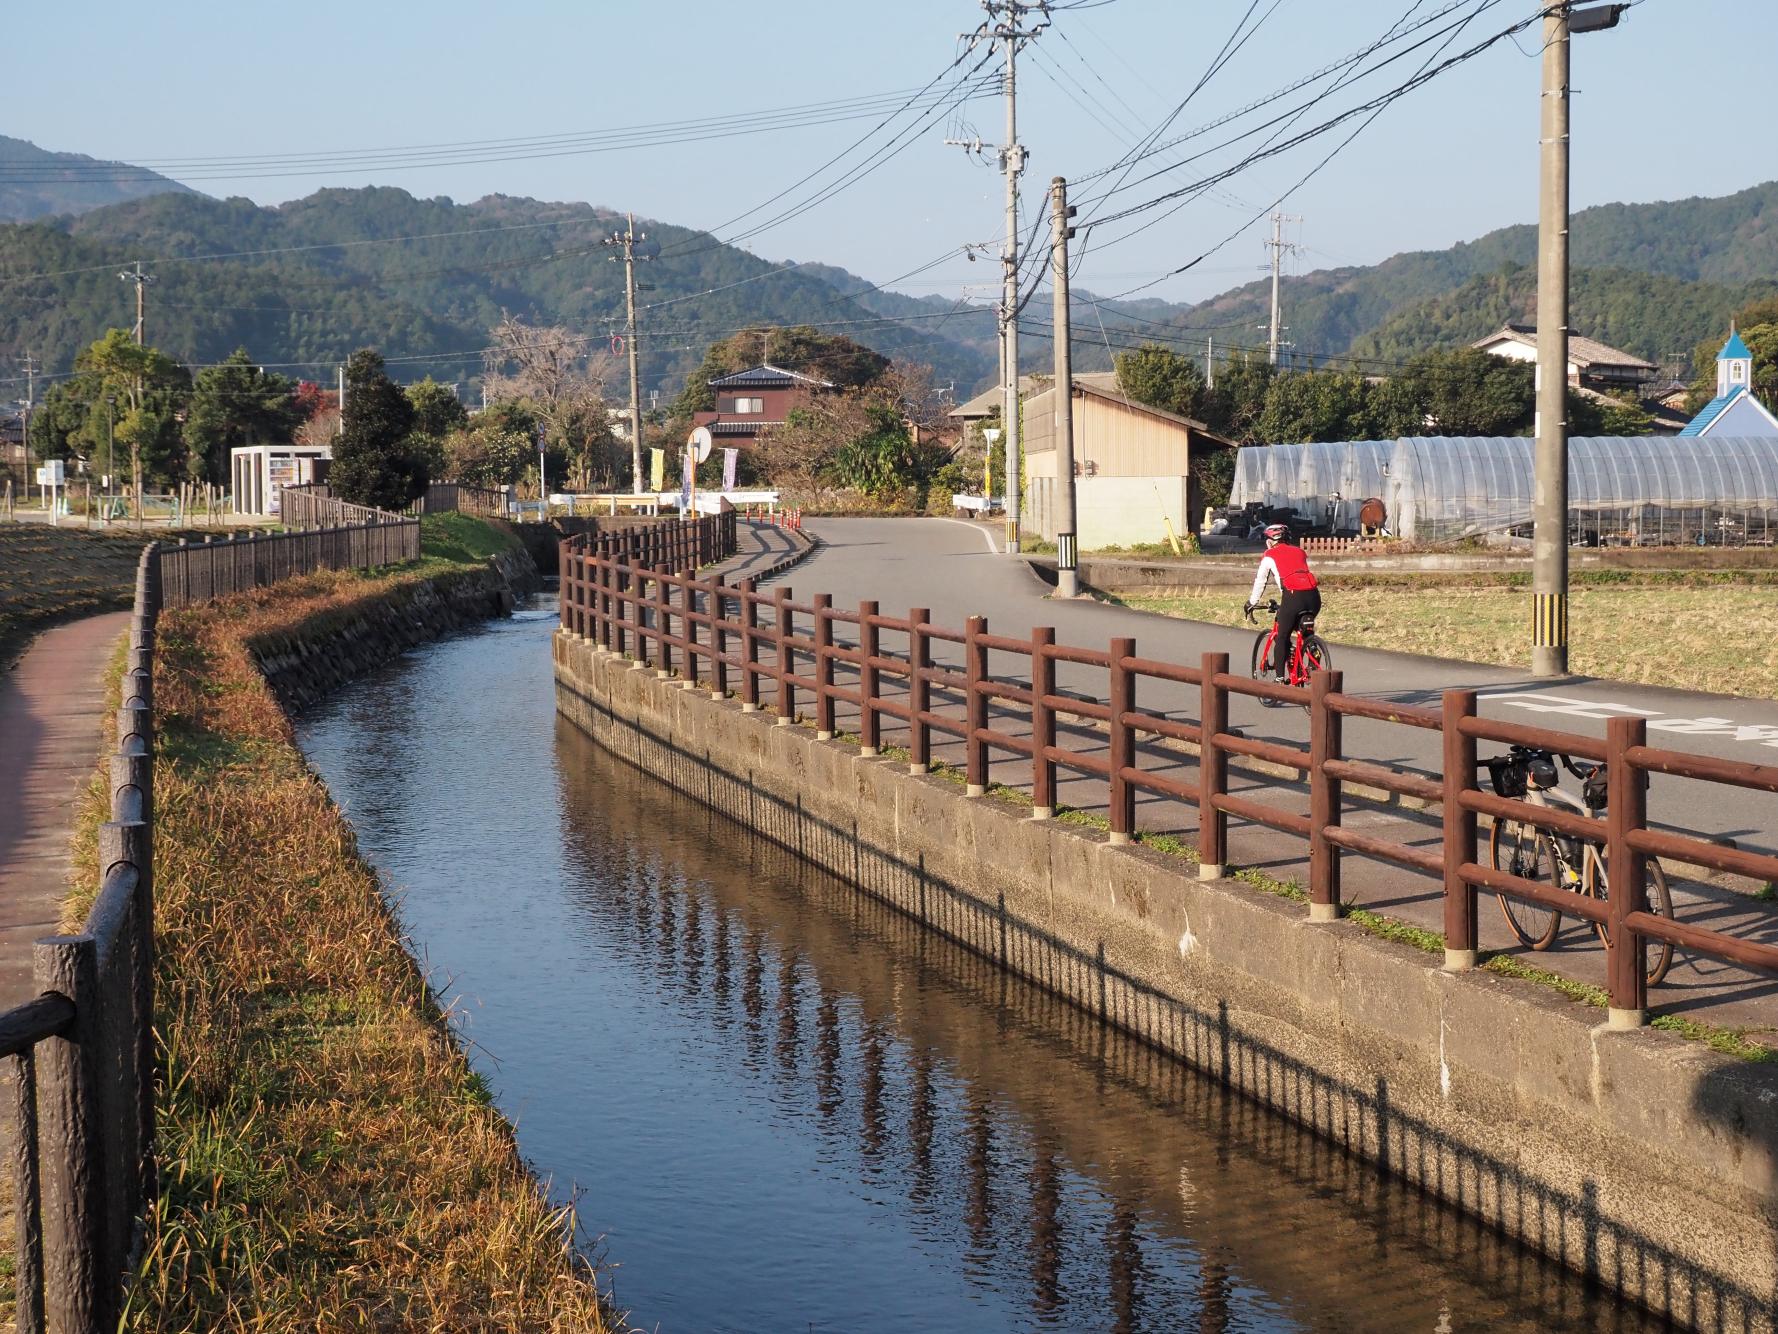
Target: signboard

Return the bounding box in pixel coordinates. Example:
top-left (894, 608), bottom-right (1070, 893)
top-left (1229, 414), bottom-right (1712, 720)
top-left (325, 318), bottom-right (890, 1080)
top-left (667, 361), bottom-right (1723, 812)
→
top-left (688, 425), bottom-right (714, 464)
top-left (35, 459), bottom-right (64, 485)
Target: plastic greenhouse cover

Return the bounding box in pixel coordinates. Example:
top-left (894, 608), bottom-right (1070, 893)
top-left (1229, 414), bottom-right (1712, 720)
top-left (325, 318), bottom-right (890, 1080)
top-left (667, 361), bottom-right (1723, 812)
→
top-left (1260, 443), bottom-right (1305, 507)
top-left (1385, 436), bottom-right (1778, 541)
top-left (1228, 447), bottom-right (1267, 507)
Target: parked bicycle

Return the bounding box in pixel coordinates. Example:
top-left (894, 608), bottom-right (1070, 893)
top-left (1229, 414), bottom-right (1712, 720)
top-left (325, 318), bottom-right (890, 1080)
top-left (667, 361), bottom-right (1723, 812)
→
top-left (1484, 744), bottom-right (1675, 985)
top-left (1245, 597), bottom-right (1332, 689)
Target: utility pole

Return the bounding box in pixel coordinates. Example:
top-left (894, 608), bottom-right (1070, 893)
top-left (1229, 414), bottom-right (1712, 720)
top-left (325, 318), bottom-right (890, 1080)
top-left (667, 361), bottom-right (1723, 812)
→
top-left (1265, 213), bottom-right (1299, 368)
top-left (118, 261), bottom-right (155, 345)
top-left (20, 353), bottom-right (35, 478)
top-left (1050, 177), bottom-right (1078, 597)
top-left (337, 365), bottom-right (345, 436)
top-left (604, 213), bottom-right (651, 495)
top-left (1531, 2), bottom-right (1625, 677)
top-left (949, 1), bottom-right (1046, 553)
top-left (1205, 335), bottom-right (1215, 389)
top-left (1532, 6), bottom-right (1570, 677)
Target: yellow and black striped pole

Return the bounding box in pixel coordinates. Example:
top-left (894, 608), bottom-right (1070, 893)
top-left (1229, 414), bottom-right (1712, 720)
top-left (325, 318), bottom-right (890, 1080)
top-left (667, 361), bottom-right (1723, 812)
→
top-left (1533, 591), bottom-right (1568, 662)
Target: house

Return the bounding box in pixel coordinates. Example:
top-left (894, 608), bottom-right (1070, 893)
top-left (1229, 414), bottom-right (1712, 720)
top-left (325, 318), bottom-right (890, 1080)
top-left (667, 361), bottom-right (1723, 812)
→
top-left (1680, 330), bottom-right (1778, 438)
top-left (1472, 323), bottom-right (1657, 393)
top-left (690, 364), bottom-right (834, 446)
top-left (1019, 375), bottom-right (1235, 546)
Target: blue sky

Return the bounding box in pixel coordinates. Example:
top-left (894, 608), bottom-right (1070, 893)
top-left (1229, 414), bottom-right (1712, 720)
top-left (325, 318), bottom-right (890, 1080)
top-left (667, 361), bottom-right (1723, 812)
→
top-left (13, 1), bottom-right (1769, 306)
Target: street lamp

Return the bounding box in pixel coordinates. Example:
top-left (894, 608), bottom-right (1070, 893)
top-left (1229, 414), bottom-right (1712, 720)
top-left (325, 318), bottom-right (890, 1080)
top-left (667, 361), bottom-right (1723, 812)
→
top-left (1532, 1), bottom-right (1626, 677)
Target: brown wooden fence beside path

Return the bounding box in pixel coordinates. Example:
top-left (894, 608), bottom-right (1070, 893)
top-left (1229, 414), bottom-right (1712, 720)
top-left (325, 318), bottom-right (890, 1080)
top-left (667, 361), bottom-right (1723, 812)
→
top-left (281, 481), bottom-right (505, 525)
top-left (558, 536), bottom-right (1778, 1025)
top-left (0, 548), bottom-right (159, 1331)
top-left (159, 521), bottom-right (421, 608)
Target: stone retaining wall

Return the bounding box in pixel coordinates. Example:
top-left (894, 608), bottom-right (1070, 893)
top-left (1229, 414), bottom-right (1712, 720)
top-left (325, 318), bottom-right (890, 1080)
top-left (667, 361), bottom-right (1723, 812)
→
top-left (554, 629), bottom-right (1778, 1332)
top-left (253, 549), bottom-right (537, 710)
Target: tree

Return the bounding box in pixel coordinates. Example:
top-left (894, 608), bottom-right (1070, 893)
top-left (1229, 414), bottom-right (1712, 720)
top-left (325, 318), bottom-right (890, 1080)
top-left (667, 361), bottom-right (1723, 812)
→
top-left (330, 348), bottom-right (424, 509)
top-left (1256, 370), bottom-right (1376, 443)
top-left (443, 419), bottom-right (531, 489)
top-left (482, 316), bottom-right (615, 488)
top-left (1114, 344), bottom-right (1206, 420)
top-left (1199, 354), bottom-right (1276, 443)
top-left (184, 349), bottom-right (300, 484)
top-left (405, 376), bottom-right (468, 438)
top-left (1370, 347), bottom-right (1533, 437)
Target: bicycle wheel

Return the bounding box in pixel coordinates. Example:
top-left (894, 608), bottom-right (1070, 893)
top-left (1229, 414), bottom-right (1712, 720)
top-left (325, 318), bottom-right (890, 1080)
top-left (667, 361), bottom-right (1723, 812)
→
top-left (1586, 854), bottom-right (1676, 986)
top-left (1250, 628), bottom-right (1274, 680)
top-left (1491, 820), bottom-right (1562, 950)
top-left (1300, 635), bottom-right (1332, 677)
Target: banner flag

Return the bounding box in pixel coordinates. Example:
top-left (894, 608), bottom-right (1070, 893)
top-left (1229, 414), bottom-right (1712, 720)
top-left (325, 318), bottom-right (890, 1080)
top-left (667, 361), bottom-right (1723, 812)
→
top-left (649, 448), bottom-right (665, 492)
top-left (680, 448), bottom-right (694, 511)
top-left (722, 447), bottom-right (738, 492)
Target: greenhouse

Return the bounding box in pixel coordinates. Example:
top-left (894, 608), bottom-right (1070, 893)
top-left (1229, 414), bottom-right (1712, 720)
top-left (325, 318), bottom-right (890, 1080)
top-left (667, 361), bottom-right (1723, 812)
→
top-left (1293, 440), bottom-right (1394, 531)
top-left (1260, 442), bottom-right (1305, 508)
top-left (1384, 436), bottom-right (1778, 546)
top-left (1226, 446), bottom-right (1268, 508)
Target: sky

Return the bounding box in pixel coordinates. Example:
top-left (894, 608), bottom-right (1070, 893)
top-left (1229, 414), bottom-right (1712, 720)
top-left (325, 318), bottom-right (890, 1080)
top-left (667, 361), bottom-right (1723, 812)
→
top-left (11, 0), bottom-right (1773, 309)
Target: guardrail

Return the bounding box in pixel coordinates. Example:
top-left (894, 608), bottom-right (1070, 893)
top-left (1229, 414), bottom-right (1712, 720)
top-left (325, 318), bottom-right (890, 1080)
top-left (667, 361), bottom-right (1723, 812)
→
top-left (558, 544), bottom-right (1778, 1023)
top-left (2, 547), bottom-right (160, 1330)
top-left (158, 520), bottom-right (421, 608)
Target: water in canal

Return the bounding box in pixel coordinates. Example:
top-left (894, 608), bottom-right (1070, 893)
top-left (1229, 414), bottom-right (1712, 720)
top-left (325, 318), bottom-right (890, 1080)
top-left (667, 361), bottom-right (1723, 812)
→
top-left (296, 600), bottom-right (1655, 1334)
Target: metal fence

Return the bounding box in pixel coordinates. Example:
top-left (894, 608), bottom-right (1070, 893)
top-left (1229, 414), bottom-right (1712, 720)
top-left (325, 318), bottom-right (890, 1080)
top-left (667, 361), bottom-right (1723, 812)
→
top-left (1, 548), bottom-right (159, 1330)
top-left (158, 521), bottom-right (420, 609)
top-left (559, 539), bottom-right (1778, 1022)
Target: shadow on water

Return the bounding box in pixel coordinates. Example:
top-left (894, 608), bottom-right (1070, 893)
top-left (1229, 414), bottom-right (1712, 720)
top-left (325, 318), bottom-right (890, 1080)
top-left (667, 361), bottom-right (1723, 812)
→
top-left (296, 601), bottom-right (1663, 1334)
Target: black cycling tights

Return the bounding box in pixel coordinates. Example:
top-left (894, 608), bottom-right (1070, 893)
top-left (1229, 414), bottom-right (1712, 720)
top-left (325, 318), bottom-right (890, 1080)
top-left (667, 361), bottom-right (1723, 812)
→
top-left (1274, 588), bottom-right (1322, 677)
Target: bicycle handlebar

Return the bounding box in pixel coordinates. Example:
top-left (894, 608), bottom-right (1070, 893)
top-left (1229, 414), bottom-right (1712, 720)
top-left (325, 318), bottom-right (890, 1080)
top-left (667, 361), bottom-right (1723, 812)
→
top-left (1243, 598), bottom-right (1280, 624)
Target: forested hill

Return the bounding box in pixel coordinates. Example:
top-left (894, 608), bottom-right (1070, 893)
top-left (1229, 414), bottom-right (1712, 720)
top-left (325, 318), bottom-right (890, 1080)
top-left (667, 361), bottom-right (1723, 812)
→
top-left (0, 187), bottom-right (996, 396)
top-left (0, 137), bottom-right (199, 222)
top-left (1114, 180), bottom-right (1778, 368)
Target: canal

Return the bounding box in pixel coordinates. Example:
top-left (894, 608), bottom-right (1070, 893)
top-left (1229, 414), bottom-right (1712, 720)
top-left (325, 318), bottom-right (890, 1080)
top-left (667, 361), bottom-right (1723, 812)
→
top-left (296, 600), bottom-right (1656, 1333)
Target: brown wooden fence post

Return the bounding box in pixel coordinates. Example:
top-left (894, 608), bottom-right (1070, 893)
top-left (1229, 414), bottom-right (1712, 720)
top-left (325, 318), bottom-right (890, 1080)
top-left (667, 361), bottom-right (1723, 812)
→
top-left (964, 615), bottom-right (989, 796)
top-left (681, 574), bottom-right (703, 690)
top-left (1308, 669), bottom-right (1343, 921)
top-left (774, 588), bottom-right (795, 725)
top-left (35, 934), bottom-right (108, 1332)
top-left (1031, 627), bottom-right (1056, 818)
top-left (653, 568), bottom-right (672, 678)
top-left (908, 608), bottom-right (930, 775)
top-left (1606, 716), bottom-right (1650, 1028)
top-left (1108, 637), bottom-right (1136, 844)
top-left (858, 600), bottom-right (881, 755)
top-left (710, 576), bottom-right (730, 700)
top-left (1441, 689), bottom-right (1479, 970)
top-left (740, 579), bottom-right (760, 712)
top-left (813, 594), bottom-right (835, 738)
top-left (1198, 652), bottom-right (1229, 878)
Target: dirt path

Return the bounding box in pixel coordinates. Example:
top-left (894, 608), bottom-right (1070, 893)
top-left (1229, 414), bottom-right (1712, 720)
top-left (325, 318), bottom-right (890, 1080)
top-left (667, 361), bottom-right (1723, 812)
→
top-left (0, 612), bottom-right (130, 1007)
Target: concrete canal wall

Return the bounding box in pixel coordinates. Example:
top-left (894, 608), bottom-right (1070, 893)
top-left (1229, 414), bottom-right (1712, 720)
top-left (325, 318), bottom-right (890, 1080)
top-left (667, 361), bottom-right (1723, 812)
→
top-left (554, 628), bottom-right (1778, 1332)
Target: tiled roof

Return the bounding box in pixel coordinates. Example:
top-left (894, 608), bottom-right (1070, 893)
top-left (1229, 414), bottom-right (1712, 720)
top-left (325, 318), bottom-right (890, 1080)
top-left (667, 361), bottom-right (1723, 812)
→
top-left (1678, 389), bottom-right (1742, 437)
top-left (1473, 323), bottom-right (1656, 372)
top-left (708, 419), bottom-right (783, 435)
top-left (708, 363), bottom-right (834, 390)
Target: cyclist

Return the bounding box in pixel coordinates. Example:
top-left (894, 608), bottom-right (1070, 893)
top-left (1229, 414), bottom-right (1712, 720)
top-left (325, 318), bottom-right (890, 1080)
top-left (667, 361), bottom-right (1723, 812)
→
top-left (1243, 522), bottom-right (1321, 682)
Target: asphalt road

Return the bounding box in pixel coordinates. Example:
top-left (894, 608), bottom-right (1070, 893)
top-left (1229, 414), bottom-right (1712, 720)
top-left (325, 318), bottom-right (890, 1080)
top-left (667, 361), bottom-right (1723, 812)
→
top-left (749, 517), bottom-right (1778, 1033)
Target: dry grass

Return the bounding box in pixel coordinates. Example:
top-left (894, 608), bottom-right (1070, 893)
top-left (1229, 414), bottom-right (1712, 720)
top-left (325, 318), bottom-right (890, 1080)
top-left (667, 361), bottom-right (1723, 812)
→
top-left (93, 565), bottom-right (614, 1331)
top-left (1120, 579), bottom-right (1778, 699)
top-left (0, 524), bottom-right (154, 664)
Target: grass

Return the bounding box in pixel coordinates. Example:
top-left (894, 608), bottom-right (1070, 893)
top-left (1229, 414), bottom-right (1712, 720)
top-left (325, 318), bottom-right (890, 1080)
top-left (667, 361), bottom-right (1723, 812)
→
top-left (0, 524), bottom-right (158, 665)
top-left (1118, 578), bottom-right (1778, 698)
top-left (418, 511), bottom-right (523, 567)
top-left (66, 560), bottom-right (613, 1330)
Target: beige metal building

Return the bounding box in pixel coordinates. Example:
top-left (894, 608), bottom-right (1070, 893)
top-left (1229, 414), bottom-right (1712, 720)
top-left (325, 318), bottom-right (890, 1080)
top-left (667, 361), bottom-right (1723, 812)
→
top-left (1022, 376), bottom-right (1234, 547)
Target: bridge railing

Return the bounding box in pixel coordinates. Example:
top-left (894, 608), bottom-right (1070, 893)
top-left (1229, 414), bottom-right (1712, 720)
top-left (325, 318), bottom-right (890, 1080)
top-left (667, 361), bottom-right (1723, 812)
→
top-left (558, 540), bottom-right (1778, 1022)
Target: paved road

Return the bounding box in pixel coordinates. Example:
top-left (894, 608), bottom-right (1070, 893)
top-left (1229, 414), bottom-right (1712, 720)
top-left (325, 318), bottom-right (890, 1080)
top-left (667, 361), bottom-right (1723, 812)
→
top-left (0, 613), bottom-right (131, 1008)
top-left (755, 518), bottom-right (1776, 1034)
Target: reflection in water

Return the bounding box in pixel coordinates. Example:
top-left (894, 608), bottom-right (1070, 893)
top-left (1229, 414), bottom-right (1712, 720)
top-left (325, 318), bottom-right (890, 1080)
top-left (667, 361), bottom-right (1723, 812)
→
top-left (297, 602), bottom-right (1658, 1334)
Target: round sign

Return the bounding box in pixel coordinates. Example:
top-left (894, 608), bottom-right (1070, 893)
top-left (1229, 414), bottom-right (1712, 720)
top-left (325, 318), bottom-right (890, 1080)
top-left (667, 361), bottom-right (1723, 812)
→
top-left (688, 425), bottom-right (714, 464)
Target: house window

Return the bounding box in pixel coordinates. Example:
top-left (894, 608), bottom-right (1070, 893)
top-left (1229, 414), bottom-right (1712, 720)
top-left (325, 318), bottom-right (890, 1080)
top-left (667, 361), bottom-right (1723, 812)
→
top-left (1731, 363), bottom-right (1745, 383)
top-left (736, 396), bottom-right (764, 414)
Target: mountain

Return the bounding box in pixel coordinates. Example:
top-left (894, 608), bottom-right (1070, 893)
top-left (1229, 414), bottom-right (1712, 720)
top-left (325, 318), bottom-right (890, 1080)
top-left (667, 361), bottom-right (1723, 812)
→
top-left (0, 187), bottom-right (996, 398)
top-left (0, 137), bottom-right (199, 223)
top-left (1083, 181), bottom-right (1778, 370)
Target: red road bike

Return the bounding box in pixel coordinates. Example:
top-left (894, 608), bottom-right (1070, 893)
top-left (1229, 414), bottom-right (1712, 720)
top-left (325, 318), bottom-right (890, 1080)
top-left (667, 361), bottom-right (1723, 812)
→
top-left (1245, 598), bottom-right (1331, 688)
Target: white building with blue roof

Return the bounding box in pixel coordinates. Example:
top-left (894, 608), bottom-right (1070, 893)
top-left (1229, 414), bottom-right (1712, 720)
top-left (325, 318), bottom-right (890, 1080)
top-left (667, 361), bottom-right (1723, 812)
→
top-left (1679, 329), bottom-right (1778, 437)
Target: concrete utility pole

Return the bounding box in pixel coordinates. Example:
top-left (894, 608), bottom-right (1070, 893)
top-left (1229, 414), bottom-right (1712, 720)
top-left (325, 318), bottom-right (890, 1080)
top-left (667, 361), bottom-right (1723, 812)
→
top-left (337, 365), bottom-right (345, 436)
top-left (1205, 335), bottom-right (1215, 389)
top-left (118, 262), bottom-right (155, 345)
top-left (604, 214), bottom-right (651, 495)
top-left (1532, 2), bottom-right (1626, 677)
top-left (1049, 176), bottom-right (1079, 597)
top-left (949, 2), bottom-right (1045, 553)
top-left (20, 353), bottom-right (35, 472)
top-left (1265, 213), bottom-right (1299, 368)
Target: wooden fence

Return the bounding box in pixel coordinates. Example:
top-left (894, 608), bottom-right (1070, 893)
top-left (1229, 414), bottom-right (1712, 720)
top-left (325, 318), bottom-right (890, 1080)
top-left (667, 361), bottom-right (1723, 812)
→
top-left (158, 521), bottom-right (420, 608)
top-left (559, 538), bottom-right (1778, 1021)
top-left (0, 548), bottom-right (160, 1330)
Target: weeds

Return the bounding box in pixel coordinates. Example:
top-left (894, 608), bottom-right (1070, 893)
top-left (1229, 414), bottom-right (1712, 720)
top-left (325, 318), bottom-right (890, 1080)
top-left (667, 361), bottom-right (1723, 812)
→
top-left (108, 563), bottom-right (613, 1330)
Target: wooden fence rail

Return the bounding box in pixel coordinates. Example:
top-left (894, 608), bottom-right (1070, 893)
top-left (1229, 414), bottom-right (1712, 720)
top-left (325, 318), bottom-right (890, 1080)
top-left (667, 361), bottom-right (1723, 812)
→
top-left (559, 538), bottom-right (1778, 1023)
top-left (158, 519), bottom-right (421, 609)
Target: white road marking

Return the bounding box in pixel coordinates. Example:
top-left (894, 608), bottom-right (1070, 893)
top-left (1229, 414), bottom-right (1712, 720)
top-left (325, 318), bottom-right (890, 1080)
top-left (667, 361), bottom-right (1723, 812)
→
top-left (927, 516), bottom-right (1000, 554)
top-left (1483, 692), bottom-right (1778, 749)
